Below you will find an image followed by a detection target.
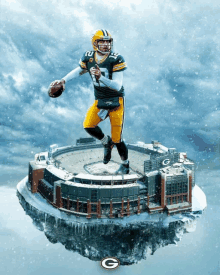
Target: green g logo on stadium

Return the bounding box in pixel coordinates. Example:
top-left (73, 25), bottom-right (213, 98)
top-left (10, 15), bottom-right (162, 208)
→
top-left (100, 257), bottom-right (120, 269)
top-left (162, 158), bottom-right (171, 166)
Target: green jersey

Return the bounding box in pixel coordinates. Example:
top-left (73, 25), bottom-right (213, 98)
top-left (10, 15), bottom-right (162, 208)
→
top-left (79, 51), bottom-right (127, 99)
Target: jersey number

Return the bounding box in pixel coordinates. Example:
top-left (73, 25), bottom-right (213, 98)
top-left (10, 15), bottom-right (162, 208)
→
top-left (85, 51), bottom-right (93, 57)
top-left (110, 53), bottom-right (119, 59)
top-left (92, 68), bottom-right (109, 87)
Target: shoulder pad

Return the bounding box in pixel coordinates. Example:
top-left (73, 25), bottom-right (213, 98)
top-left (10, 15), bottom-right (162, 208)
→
top-left (79, 51), bottom-right (94, 69)
top-left (81, 51), bottom-right (95, 62)
top-left (109, 52), bottom-right (122, 61)
top-left (110, 53), bottom-right (127, 72)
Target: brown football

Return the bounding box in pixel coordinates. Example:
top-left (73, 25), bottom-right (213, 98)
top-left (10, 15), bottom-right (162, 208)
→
top-left (48, 81), bottom-right (64, 98)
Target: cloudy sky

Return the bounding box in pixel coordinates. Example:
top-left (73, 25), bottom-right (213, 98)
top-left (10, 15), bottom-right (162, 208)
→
top-left (1, 0), bottom-right (220, 183)
top-left (1, 1), bottom-right (220, 274)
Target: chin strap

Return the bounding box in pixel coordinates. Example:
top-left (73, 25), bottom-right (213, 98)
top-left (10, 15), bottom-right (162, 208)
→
top-left (97, 49), bottom-right (111, 55)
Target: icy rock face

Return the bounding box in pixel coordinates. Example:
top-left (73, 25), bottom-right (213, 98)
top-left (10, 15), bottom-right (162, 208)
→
top-left (17, 191), bottom-right (195, 266)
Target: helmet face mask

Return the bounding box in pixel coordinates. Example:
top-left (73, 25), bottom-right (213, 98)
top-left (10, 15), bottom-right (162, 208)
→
top-left (92, 30), bottom-right (113, 54)
top-left (96, 39), bottom-right (112, 54)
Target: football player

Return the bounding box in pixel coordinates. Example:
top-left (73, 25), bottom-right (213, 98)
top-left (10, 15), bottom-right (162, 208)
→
top-left (50, 29), bottom-right (129, 174)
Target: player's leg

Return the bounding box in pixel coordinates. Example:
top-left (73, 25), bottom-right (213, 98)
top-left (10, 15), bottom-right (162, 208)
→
top-left (108, 97), bottom-right (129, 174)
top-left (83, 100), bottom-right (113, 163)
top-left (83, 100), bottom-right (103, 138)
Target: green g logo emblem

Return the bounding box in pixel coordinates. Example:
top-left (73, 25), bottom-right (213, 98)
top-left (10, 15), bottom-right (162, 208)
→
top-left (100, 257), bottom-right (120, 270)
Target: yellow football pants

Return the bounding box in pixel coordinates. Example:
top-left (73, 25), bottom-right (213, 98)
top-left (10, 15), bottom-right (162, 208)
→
top-left (83, 97), bottom-right (124, 143)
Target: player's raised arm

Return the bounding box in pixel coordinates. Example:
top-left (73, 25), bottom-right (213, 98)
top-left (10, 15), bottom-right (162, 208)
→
top-left (62, 66), bottom-right (88, 83)
top-left (48, 60), bottom-right (88, 98)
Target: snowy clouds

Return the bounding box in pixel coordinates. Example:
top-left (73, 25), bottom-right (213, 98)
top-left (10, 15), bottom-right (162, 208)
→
top-left (1, 0), bottom-right (220, 176)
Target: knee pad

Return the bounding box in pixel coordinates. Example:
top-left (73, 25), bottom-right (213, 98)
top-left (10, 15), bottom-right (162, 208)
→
top-left (84, 127), bottom-right (104, 140)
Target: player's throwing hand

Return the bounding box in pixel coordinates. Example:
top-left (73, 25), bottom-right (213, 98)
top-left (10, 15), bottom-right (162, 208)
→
top-left (48, 79), bottom-right (65, 98)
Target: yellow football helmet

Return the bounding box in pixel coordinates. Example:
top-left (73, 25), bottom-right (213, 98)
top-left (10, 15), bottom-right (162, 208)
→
top-left (91, 29), bottom-right (113, 54)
